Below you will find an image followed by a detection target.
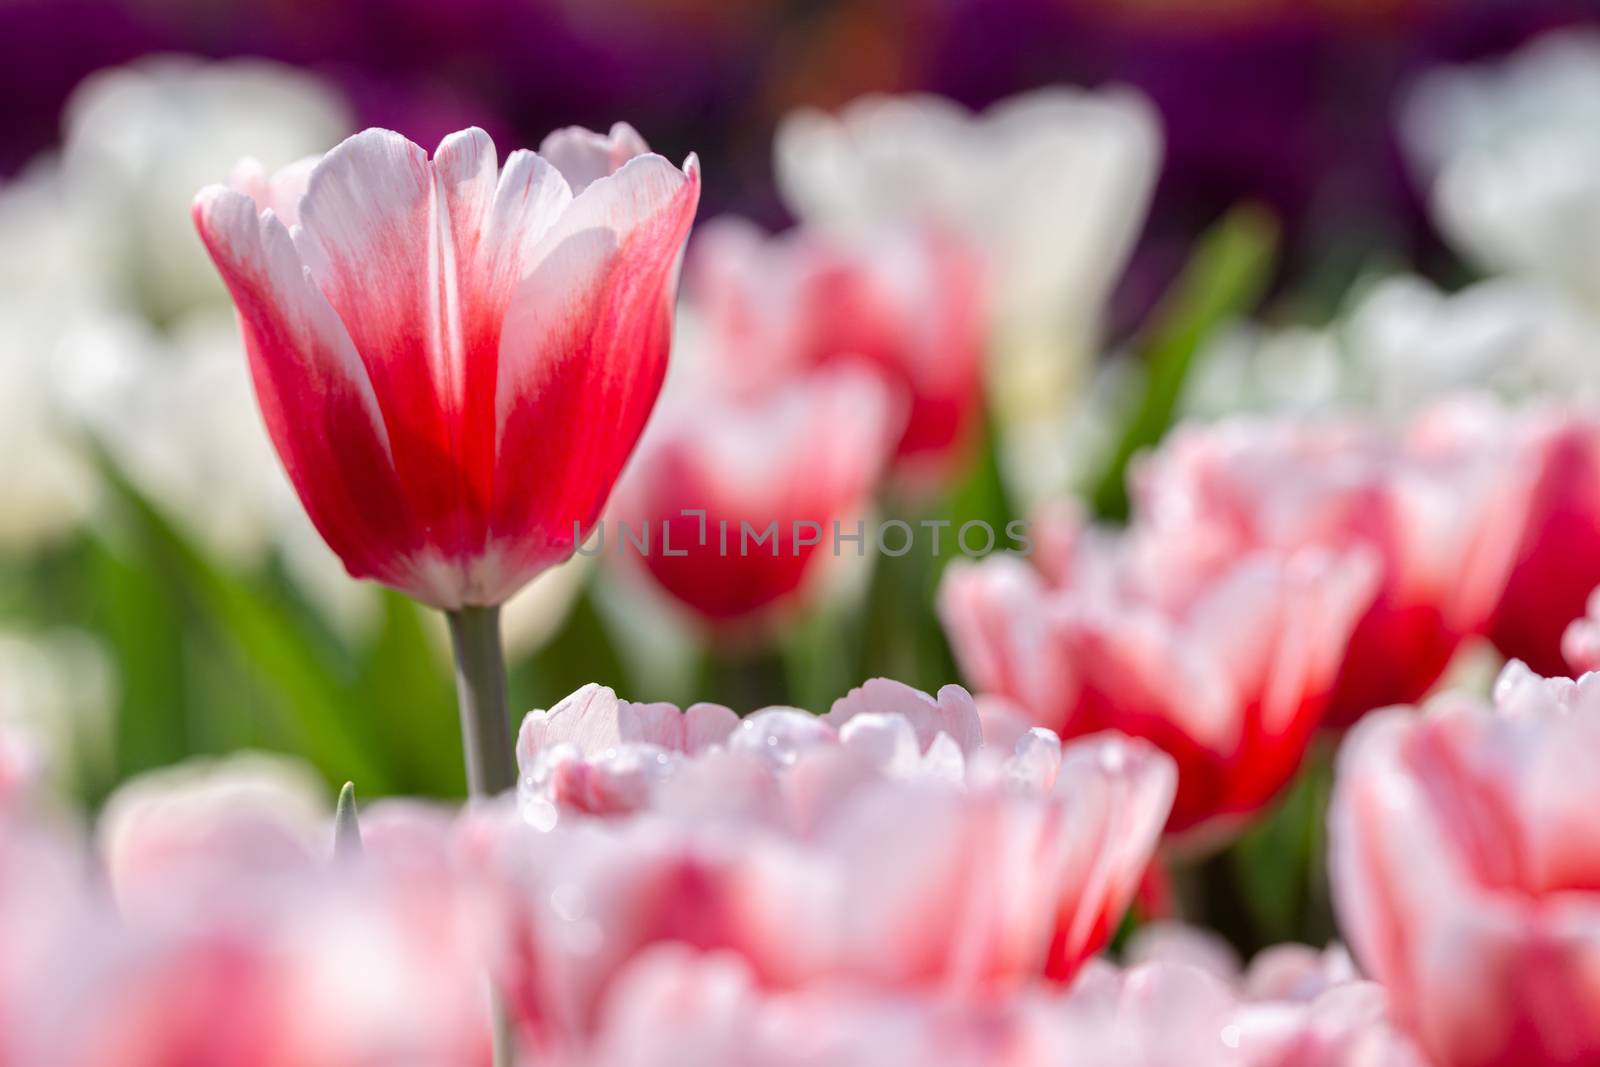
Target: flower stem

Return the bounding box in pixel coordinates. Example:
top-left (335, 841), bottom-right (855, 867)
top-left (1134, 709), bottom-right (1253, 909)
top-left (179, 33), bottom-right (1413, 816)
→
top-left (446, 605), bottom-right (516, 798)
top-left (446, 605), bottom-right (517, 1067)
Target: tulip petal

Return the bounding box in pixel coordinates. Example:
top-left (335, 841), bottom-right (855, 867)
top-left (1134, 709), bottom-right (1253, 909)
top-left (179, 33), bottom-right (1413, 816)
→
top-left (292, 128), bottom-right (482, 563)
top-left (538, 122), bottom-right (651, 195)
top-left (191, 186), bottom-right (412, 585)
top-left (488, 153), bottom-right (700, 597)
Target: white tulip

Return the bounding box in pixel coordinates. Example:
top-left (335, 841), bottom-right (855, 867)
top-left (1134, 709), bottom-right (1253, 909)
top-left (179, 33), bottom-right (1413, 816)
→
top-left (1403, 31), bottom-right (1600, 308)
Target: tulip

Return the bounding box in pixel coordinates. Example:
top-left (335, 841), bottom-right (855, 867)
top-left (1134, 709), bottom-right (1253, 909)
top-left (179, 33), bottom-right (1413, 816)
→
top-left (940, 508), bottom-right (1376, 837)
top-left (1492, 413), bottom-right (1600, 674)
top-left (774, 87), bottom-right (1158, 354)
top-left (22, 861), bottom-right (493, 1067)
top-left (193, 123), bottom-right (699, 612)
top-left (1, 754), bottom-right (492, 1067)
top-left (1032, 961), bottom-right (1245, 1067)
top-left (1340, 276), bottom-right (1600, 413)
top-left (584, 952), bottom-right (1424, 1067)
top-left (0, 814), bottom-right (93, 1067)
top-left (581, 946), bottom-right (1027, 1067)
top-left (613, 363), bottom-right (899, 627)
top-left (774, 86), bottom-right (1161, 505)
top-left (1330, 661), bottom-right (1600, 1067)
top-left (1561, 586), bottom-right (1600, 673)
top-left (95, 753), bottom-right (329, 914)
top-left (195, 123), bottom-right (700, 797)
top-left (1132, 400), bottom-right (1535, 726)
top-left (687, 217), bottom-right (986, 485)
top-left (471, 678), bottom-right (1174, 1055)
top-left (0, 728), bottom-right (37, 809)
top-left (1402, 31), bottom-right (1600, 309)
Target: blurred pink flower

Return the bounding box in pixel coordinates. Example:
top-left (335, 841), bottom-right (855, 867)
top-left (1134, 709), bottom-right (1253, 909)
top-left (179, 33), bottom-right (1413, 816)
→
top-left (8, 769), bottom-right (490, 1067)
top-left (193, 124), bottom-right (700, 609)
top-left (1123, 927), bottom-right (1428, 1067)
top-left (95, 755), bottom-right (329, 912)
top-left (940, 509), bottom-right (1375, 836)
top-left (22, 868), bottom-right (493, 1067)
top-left (1330, 661), bottom-right (1600, 1067)
top-left (1493, 412), bottom-right (1600, 676)
top-left (578, 945), bottom-right (1031, 1067)
top-left (581, 951), bottom-right (1423, 1067)
top-left (471, 678), bottom-right (1174, 1055)
top-left (0, 728), bottom-right (41, 811)
top-left (1563, 585), bottom-right (1600, 674)
top-left (1133, 400), bottom-right (1536, 727)
top-left (0, 814), bottom-right (90, 1067)
top-left (613, 363), bottom-right (899, 627)
top-left (688, 217), bottom-right (987, 487)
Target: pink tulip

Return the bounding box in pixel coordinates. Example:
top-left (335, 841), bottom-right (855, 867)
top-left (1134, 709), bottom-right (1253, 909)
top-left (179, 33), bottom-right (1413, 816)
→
top-left (0, 815), bottom-right (90, 1067)
top-left (1330, 661), bottom-right (1600, 1067)
top-left (613, 364), bottom-right (900, 626)
top-left (193, 124), bottom-right (700, 608)
top-left (1120, 930), bottom-right (1428, 1067)
top-left (24, 871), bottom-right (493, 1067)
top-left (0, 727), bottom-right (40, 811)
top-left (1028, 961), bottom-right (1246, 1066)
top-left (1492, 412), bottom-right (1600, 675)
top-left (583, 953), bottom-right (1422, 1067)
top-left (95, 756), bottom-right (327, 915)
top-left (1134, 400), bottom-right (1535, 727)
top-left (940, 510), bottom-right (1376, 836)
top-left (580, 945), bottom-right (1037, 1067)
top-left (471, 678), bottom-right (1174, 1055)
top-left (6, 768), bottom-right (491, 1067)
top-left (1563, 585), bottom-right (1600, 674)
top-left (688, 217), bottom-right (986, 485)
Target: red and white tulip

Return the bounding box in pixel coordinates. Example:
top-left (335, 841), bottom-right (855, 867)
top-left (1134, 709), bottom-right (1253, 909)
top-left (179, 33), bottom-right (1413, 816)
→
top-left (194, 123), bottom-right (700, 609)
top-left (941, 508), bottom-right (1375, 837)
top-left (1330, 661), bottom-right (1600, 1067)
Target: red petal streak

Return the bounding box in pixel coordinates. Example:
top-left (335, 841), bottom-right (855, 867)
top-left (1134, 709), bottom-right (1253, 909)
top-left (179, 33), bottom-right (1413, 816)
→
top-left (191, 188), bottom-right (411, 586)
top-left (489, 155), bottom-right (701, 601)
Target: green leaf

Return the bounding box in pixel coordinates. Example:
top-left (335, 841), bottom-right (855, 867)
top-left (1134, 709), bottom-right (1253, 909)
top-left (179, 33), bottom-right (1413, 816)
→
top-left (1090, 204), bottom-right (1280, 520)
top-left (357, 591), bottom-right (464, 797)
top-left (942, 402), bottom-right (1016, 541)
top-left (334, 780), bottom-right (363, 858)
top-left (1228, 747), bottom-right (1334, 946)
top-left (95, 457), bottom-right (392, 793)
top-left (77, 536), bottom-right (190, 796)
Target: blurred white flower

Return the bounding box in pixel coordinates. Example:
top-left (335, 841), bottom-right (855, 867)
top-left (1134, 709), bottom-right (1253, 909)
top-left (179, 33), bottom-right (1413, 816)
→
top-left (50, 306), bottom-right (386, 637)
top-left (0, 158), bottom-right (108, 309)
top-left (775, 86), bottom-right (1162, 503)
top-left (1403, 31), bottom-right (1600, 308)
top-left (0, 302), bottom-right (102, 552)
top-left (1184, 321), bottom-right (1347, 421)
top-left (1343, 275), bottom-right (1600, 409)
top-left (776, 86), bottom-right (1160, 342)
top-left (0, 628), bottom-right (115, 795)
top-left (59, 54), bottom-right (351, 322)
top-left (1185, 274), bottom-right (1600, 422)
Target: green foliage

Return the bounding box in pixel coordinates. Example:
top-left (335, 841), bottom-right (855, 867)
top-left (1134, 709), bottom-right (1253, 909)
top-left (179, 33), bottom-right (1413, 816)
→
top-left (1090, 204), bottom-right (1280, 520)
top-left (97, 458), bottom-right (394, 793)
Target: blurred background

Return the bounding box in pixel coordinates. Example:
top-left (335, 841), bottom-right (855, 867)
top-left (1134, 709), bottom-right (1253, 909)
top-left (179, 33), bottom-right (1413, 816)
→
top-left (1, 0), bottom-right (1596, 823)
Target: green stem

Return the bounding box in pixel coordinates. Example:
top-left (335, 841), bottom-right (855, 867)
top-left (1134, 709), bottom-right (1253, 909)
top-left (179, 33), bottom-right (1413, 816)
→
top-left (445, 605), bottom-right (516, 798)
top-left (445, 605), bottom-right (517, 1067)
